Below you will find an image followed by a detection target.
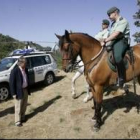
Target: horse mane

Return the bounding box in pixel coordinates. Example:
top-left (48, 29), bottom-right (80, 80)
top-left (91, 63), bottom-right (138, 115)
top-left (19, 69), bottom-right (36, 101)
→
top-left (58, 32), bottom-right (101, 49)
top-left (70, 32), bottom-right (101, 45)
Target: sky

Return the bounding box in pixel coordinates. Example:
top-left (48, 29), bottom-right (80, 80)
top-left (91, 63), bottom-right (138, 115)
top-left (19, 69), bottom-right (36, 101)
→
top-left (0, 0), bottom-right (138, 48)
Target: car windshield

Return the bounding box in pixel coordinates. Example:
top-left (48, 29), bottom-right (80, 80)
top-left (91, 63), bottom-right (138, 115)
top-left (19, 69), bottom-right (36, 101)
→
top-left (0, 58), bottom-right (17, 72)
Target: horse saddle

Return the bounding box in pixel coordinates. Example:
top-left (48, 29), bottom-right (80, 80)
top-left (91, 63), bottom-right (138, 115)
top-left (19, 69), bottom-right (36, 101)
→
top-left (107, 50), bottom-right (132, 72)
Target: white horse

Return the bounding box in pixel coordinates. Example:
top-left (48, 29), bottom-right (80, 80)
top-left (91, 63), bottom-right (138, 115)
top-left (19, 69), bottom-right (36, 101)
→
top-left (71, 55), bottom-right (92, 102)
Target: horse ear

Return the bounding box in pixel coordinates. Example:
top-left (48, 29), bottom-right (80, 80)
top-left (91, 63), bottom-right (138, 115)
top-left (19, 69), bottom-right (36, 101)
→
top-left (55, 34), bottom-right (62, 40)
top-left (65, 30), bottom-right (70, 41)
top-left (65, 30), bottom-right (69, 35)
top-left (70, 30), bottom-right (73, 33)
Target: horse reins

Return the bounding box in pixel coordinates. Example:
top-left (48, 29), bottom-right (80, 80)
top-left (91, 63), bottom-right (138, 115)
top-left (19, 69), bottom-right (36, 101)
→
top-left (62, 41), bottom-right (105, 72)
top-left (73, 46), bottom-right (105, 70)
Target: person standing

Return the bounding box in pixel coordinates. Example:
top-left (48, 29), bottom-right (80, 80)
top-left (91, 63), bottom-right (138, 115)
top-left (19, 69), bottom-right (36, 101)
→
top-left (10, 56), bottom-right (30, 127)
top-left (103, 7), bottom-right (130, 88)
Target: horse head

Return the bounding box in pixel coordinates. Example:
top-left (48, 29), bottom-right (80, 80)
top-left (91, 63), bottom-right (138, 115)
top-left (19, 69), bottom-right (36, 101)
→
top-left (55, 30), bottom-right (80, 72)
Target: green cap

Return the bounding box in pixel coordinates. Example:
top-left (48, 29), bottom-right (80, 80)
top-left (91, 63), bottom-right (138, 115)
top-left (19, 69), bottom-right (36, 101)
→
top-left (102, 19), bottom-right (110, 25)
top-left (107, 7), bottom-right (120, 16)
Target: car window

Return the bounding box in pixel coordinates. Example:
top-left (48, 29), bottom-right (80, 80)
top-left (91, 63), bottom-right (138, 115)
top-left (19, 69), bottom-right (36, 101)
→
top-left (26, 57), bottom-right (32, 69)
top-left (44, 55), bottom-right (51, 64)
top-left (32, 56), bottom-right (46, 67)
top-left (0, 58), bottom-right (17, 71)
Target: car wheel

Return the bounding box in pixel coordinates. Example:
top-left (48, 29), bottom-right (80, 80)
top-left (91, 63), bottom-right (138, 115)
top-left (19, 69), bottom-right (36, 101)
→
top-left (44, 73), bottom-right (55, 86)
top-left (0, 84), bottom-right (10, 101)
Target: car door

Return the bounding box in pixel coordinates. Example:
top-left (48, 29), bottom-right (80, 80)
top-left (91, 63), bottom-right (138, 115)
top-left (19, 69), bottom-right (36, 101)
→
top-left (26, 57), bottom-right (35, 85)
top-left (31, 56), bottom-right (46, 83)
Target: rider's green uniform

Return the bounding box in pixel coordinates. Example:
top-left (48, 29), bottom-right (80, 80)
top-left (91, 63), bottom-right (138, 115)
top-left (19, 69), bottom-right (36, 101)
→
top-left (106, 6), bottom-right (130, 87)
top-left (109, 16), bottom-right (130, 63)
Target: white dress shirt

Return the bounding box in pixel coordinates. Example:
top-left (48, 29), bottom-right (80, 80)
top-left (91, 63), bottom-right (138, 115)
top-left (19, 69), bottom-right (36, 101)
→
top-left (19, 66), bottom-right (28, 88)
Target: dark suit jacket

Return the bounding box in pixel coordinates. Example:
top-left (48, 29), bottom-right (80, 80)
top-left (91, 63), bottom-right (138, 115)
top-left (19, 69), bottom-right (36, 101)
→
top-left (9, 65), bottom-right (30, 99)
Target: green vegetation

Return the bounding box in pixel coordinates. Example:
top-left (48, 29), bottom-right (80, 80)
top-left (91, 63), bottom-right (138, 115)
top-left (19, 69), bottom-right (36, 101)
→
top-left (53, 52), bottom-right (62, 69)
top-left (0, 34), bottom-right (24, 59)
top-left (0, 33), bottom-right (62, 68)
top-left (28, 106), bottom-right (35, 113)
top-left (73, 127), bottom-right (81, 132)
top-left (8, 121), bottom-right (15, 126)
top-left (0, 34), bottom-right (43, 59)
top-left (59, 118), bottom-right (65, 123)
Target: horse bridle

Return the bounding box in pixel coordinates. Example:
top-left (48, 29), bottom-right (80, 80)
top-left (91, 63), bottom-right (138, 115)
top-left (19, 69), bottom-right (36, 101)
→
top-left (62, 42), bottom-right (74, 61)
top-left (62, 41), bottom-right (105, 71)
top-left (62, 41), bottom-right (84, 71)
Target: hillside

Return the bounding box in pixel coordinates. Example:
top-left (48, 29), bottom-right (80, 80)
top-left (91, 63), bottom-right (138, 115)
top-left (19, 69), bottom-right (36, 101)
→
top-left (0, 34), bottom-right (43, 59)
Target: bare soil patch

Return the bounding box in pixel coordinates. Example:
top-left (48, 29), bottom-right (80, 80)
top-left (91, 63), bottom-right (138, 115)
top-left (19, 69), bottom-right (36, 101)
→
top-left (0, 70), bottom-right (140, 139)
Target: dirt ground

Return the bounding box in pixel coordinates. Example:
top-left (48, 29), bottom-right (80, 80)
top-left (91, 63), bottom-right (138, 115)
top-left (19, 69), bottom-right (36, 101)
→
top-left (1, 70), bottom-right (140, 139)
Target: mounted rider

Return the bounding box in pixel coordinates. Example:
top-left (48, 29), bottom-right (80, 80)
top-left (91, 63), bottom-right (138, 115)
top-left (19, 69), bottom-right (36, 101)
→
top-left (103, 6), bottom-right (130, 88)
top-left (94, 19), bottom-right (110, 42)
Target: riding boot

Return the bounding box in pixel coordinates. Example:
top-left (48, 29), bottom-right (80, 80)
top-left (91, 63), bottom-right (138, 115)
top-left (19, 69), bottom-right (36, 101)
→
top-left (116, 60), bottom-right (126, 88)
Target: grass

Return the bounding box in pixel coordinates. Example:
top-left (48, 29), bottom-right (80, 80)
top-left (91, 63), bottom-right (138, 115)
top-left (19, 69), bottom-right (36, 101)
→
top-left (43, 100), bottom-right (48, 104)
top-left (59, 118), bottom-right (65, 123)
top-left (54, 52), bottom-right (62, 69)
top-left (28, 106), bottom-right (35, 113)
top-left (56, 92), bottom-right (61, 95)
top-left (8, 121), bottom-right (15, 126)
top-left (73, 127), bottom-right (81, 132)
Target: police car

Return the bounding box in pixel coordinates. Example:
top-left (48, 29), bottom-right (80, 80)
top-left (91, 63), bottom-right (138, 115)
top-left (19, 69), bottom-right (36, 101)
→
top-left (0, 49), bottom-right (58, 101)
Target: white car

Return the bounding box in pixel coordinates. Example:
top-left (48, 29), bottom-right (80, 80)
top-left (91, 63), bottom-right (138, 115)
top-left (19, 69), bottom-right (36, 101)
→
top-left (0, 52), bottom-right (58, 101)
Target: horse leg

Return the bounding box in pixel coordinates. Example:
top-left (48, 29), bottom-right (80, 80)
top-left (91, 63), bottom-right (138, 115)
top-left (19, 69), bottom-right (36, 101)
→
top-left (135, 75), bottom-right (140, 113)
top-left (71, 71), bottom-right (82, 99)
top-left (83, 81), bottom-right (92, 103)
top-left (91, 85), bottom-right (103, 131)
top-left (94, 102), bottom-right (102, 131)
top-left (91, 98), bottom-right (97, 122)
top-left (92, 98), bottom-right (96, 110)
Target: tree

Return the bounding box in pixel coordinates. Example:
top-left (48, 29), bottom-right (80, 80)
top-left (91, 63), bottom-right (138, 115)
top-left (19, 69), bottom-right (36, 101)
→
top-left (0, 34), bottom-right (43, 59)
top-left (133, 0), bottom-right (140, 43)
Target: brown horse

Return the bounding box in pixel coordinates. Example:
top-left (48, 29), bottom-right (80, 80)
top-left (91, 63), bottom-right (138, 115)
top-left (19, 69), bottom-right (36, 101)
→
top-left (56, 30), bottom-right (140, 131)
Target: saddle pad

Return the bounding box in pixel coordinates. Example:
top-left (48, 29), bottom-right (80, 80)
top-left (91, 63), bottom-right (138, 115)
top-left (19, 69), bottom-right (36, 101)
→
top-left (107, 55), bottom-right (129, 72)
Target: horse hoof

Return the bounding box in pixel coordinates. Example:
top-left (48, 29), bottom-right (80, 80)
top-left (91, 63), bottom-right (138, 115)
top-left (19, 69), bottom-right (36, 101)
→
top-left (83, 98), bottom-right (88, 103)
top-left (124, 88), bottom-right (129, 95)
top-left (72, 94), bottom-right (77, 99)
top-left (93, 123), bottom-right (100, 132)
top-left (137, 103), bottom-right (140, 114)
top-left (91, 118), bottom-right (96, 122)
top-left (83, 96), bottom-right (92, 103)
top-left (91, 116), bottom-right (97, 121)
top-left (93, 127), bottom-right (100, 132)
top-left (92, 106), bottom-right (95, 109)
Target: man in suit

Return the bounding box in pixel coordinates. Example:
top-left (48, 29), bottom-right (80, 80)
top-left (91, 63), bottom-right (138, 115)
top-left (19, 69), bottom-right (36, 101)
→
top-left (10, 56), bottom-right (30, 127)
